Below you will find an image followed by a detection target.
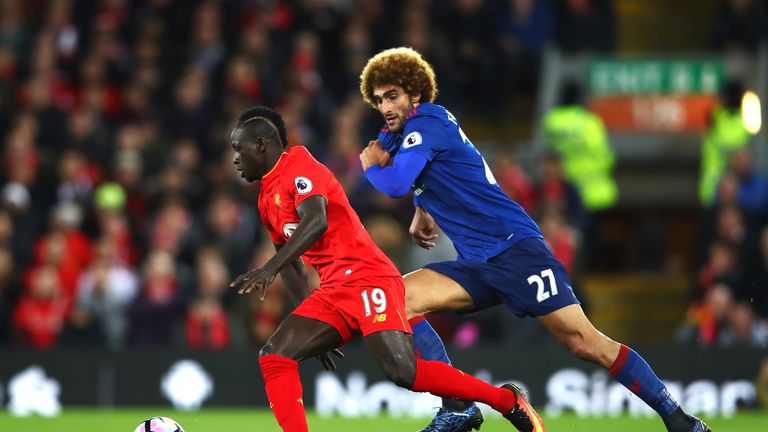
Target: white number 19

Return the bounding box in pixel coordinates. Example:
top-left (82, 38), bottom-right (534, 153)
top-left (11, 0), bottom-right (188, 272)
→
top-left (361, 288), bottom-right (387, 316)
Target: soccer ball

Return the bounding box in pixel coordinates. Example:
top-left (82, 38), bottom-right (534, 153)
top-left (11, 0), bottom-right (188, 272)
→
top-left (133, 416), bottom-right (185, 432)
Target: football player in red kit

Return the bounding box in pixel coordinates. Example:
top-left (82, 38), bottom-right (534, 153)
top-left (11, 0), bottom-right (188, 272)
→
top-left (229, 106), bottom-right (544, 432)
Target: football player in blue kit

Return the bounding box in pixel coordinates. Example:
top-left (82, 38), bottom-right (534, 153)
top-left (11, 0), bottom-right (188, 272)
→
top-left (358, 47), bottom-right (711, 432)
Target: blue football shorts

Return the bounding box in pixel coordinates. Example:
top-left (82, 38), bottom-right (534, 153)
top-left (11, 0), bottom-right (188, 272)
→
top-left (424, 237), bottom-right (580, 317)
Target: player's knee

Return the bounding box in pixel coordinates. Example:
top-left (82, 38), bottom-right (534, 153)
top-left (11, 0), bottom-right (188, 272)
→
top-left (259, 341), bottom-right (291, 359)
top-left (258, 342), bottom-right (276, 357)
top-left (380, 359), bottom-right (416, 388)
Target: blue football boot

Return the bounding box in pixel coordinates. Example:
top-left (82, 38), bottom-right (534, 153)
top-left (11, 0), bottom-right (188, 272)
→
top-left (663, 409), bottom-right (712, 432)
top-left (687, 415), bottom-right (711, 432)
top-left (419, 404), bottom-right (484, 432)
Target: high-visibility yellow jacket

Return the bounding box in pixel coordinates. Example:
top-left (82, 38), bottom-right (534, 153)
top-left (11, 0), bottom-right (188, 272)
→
top-left (699, 106), bottom-right (752, 206)
top-left (543, 105), bottom-right (618, 211)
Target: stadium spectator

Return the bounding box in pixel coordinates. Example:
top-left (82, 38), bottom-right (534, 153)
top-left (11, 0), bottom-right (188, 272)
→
top-left (56, 148), bottom-right (97, 207)
top-left (67, 238), bottom-right (138, 350)
top-left (185, 245), bottom-right (246, 351)
top-left (147, 195), bottom-right (198, 264)
top-left (28, 229), bottom-right (82, 303)
top-left (322, 97), bottom-right (367, 194)
top-left (534, 151), bottom-right (586, 234)
top-left (113, 148), bottom-right (149, 231)
top-left (47, 201), bottom-right (92, 272)
top-left (714, 204), bottom-right (747, 251)
top-left (202, 190), bottom-right (259, 276)
top-left (727, 147), bottom-right (768, 217)
top-left (0, 46), bottom-right (17, 123)
top-left (554, 0), bottom-right (616, 53)
top-left (719, 301), bottom-right (768, 347)
top-left (2, 117), bottom-right (41, 230)
top-left (189, 2), bottom-right (227, 75)
top-left (185, 294), bottom-right (232, 350)
top-left (224, 55), bottom-right (262, 104)
top-left (65, 107), bottom-right (112, 167)
top-left (163, 66), bottom-right (217, 158)
top-left (712, 0), bottom-right (768, 53)
top-left (742, 225), bottom-right (768, 318)
top-left (244, 239), bottom-right (288, 346)
top-left (679, 282), bottom-right (734, 346)
top-left (496, 0), bottom-right (554, 96)
top-left (13, 264), bottom-right (69, 349)
top-left (696, 242), bottom-right (741, 300)
top-left (92, 182), bottom-right (139, 266)
top-left (436, 0), bottom-right (500, 114)
top-left (700, 80), bottom-right (754, 206)
top-left (0, 0), bottom-right (31, 61)
top-left (1, 181), bottom-right (36, 265)
top-left (497, 0), bottom-right (555, 55)
top-left (127, 248), bottom-right (190, 347)
top-left (192, 246), bottom-right (232, 307)
top-left (0, 246), bottom-right (17, 346)
top-left (0, 207), bottom-right (19, 265)
top-left (539, 209), bottom-right (578, 276)
top-left (493, 149), bottom-right (535, 214)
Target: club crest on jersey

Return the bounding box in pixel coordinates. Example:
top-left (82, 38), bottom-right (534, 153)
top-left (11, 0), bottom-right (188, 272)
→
top-left (294, 176), bottom-right (313, 195)
top-left (274, 193), bottom-right (281, 207)
top-left (283, 222), bottom-right (299, 238)
top-left (402, 131), bottom-right (422, 149)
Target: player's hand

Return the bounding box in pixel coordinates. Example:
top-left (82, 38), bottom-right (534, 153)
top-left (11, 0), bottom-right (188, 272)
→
top-left (314, 349), bottom-right (344, 371)
top-left (229, 266), bottom-right (278, 300)
top-left (410, 207), bottom-right (438, 249)
top-left (359, 140), bottom-right (391, 171)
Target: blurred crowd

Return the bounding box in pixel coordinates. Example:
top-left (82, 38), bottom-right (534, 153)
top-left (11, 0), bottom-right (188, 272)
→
top-left (0, 0), bottom-right (765, 352)
top-left (679, 145), bottom-right (768, 348)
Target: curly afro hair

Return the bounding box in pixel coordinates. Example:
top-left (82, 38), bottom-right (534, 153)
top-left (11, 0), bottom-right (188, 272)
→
top-left (359, 47), bottom-right (438, 108)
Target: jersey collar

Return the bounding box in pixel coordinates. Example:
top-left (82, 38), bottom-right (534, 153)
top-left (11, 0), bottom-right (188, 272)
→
top-left (404, 105), bottom-right (419, 120)
top-left (261, 151), bottom-right (288, 181)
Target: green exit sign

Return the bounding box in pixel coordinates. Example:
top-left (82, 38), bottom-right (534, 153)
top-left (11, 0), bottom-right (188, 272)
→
top-left (589, 58), bottom-right (724, 95)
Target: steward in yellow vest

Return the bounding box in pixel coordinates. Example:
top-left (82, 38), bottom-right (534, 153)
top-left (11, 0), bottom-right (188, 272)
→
top-left (699, 81), bottom-right (753, 206)
top-left (543, 81), bottom-right (618, 211)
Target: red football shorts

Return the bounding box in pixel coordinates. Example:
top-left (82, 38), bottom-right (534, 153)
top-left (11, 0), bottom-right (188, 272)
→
top-left (292, 276), bottom-right (412, 344)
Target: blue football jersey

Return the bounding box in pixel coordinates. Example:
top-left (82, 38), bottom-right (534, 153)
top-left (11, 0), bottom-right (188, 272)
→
top-left (380, 103), bottom-right (542, 262)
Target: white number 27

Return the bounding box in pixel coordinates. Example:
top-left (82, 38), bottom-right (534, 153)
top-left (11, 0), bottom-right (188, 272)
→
top-left (361, 288), bottom-right (387, 317)
top-left (529, 268), bottom-right (558, 303)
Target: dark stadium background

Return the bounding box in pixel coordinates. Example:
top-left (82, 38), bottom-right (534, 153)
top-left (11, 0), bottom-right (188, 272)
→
top-left (0, 0), bottom-right (766, 425)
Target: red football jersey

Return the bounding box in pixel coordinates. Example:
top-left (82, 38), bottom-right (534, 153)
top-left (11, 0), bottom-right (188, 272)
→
top-left (257, 146), bottom-right (401, 287)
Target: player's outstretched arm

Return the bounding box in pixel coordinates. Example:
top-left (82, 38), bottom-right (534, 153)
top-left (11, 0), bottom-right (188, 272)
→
top-left (230, 196), bottom-right (328, 299)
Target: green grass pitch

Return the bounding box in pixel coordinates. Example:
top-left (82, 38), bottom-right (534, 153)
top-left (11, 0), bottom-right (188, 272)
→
top-left (0, 408), bottom-right (765, 431)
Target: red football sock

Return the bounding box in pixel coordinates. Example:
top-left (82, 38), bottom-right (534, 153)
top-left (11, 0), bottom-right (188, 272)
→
top-left (259, 355), bottom-right (308, 432)
top-left (411, 358), bottom-right (517, 413)
top-left (408, 316), bottom-right (426, 326)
